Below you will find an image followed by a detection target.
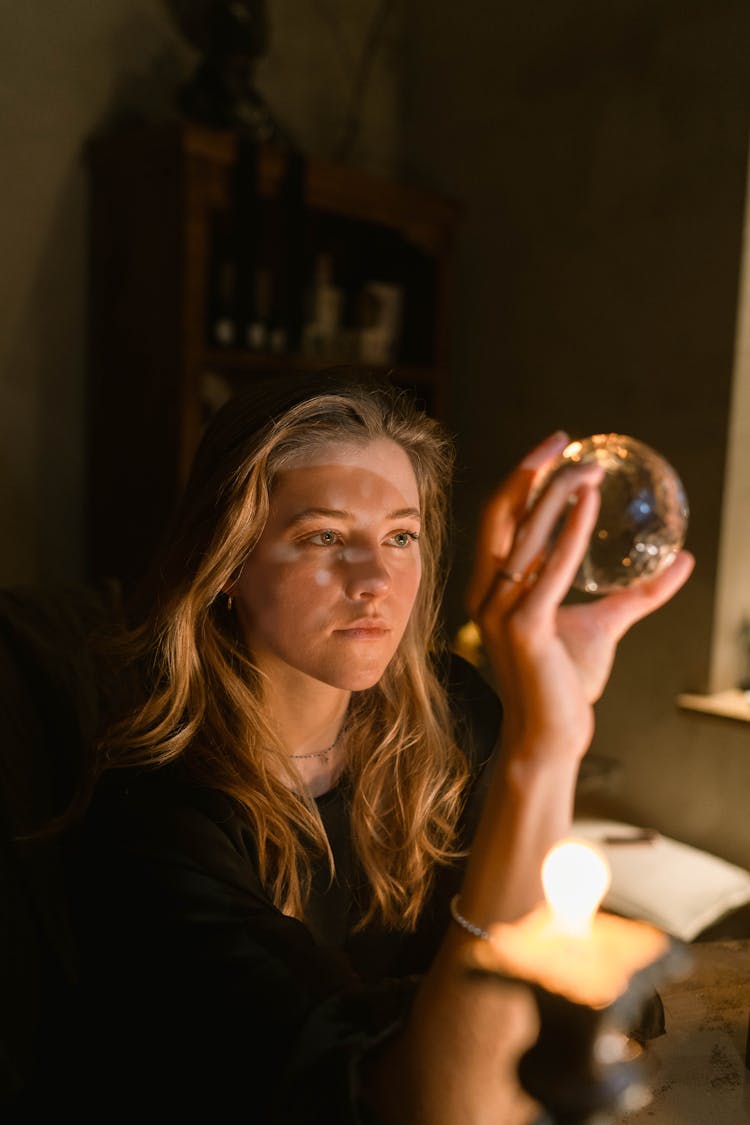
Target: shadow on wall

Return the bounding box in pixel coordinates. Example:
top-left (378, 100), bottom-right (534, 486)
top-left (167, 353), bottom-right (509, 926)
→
top-left (0, 2), bottom-right (194, 587)
top-left (3, 168), bottom-right (87, 586)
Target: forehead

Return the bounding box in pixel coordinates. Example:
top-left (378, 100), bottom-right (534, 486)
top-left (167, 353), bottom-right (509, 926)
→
top-left (273, 437), bottom-right (420, 507)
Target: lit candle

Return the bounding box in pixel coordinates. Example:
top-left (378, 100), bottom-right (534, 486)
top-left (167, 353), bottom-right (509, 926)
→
top-left (469, 837), bottom-right (675, 1009)
top-left (464, 837), bottom-right (694, 1123)
top-left (542, 839), bottom-right (611, 937)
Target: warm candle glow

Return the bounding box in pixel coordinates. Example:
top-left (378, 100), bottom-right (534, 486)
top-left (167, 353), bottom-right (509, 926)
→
top-left (541, 840), bottom-right (611, 937)
top-left (467, 838), bottom-right (674, 1009)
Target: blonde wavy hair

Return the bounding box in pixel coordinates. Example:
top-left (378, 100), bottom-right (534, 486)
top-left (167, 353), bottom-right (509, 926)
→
top-left (101, 372), bottom-right (470, 929)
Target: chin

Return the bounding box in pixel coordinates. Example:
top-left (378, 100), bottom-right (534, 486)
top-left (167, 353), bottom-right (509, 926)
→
top-left (333, 668), bottom-right (389, 692)
top-left (316, 657), bottom-right (394, 693)
top-left (346, 671), bottom-right (388, 692)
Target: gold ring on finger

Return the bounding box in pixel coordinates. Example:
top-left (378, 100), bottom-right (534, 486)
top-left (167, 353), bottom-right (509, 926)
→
top-left (497, 566), bottom-right (538, 588)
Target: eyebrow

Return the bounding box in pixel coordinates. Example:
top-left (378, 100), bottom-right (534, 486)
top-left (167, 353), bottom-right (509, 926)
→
top-left (286, 506), bottom-right (421, 527)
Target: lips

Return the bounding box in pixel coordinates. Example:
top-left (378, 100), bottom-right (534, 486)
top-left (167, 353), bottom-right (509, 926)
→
top-left (334, 618), bottom-right (390, 637)
top-left (340, 618), bottom-right (389, 629)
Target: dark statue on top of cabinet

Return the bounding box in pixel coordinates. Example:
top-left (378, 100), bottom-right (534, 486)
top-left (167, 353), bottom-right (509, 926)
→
top-left (164, 0), bottom-right (293, 145)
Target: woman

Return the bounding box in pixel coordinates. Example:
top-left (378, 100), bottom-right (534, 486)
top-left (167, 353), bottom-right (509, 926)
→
top-left (65, 369), bottom-right (692, 1123)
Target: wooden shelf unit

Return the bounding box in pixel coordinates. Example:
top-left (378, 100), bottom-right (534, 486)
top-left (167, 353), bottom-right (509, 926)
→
top-left (86, 121), bottom-right (460, 589)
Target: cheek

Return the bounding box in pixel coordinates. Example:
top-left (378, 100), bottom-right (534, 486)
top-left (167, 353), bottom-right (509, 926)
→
top-left (240, 542), bottom-right (334, 601)
top-left (255, 564), bottom-right (337, 626)
top-left (410, 568), bottom-right (423, 608)
top-left (394, 555), bottom-right (422, 607)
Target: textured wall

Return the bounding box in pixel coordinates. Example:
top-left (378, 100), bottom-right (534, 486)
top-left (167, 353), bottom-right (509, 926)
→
top-left (258, 0), bottom-right (403, 174)
top-left (402, 0), bottom-right (750, 866)
top-left (0, 3), bottom-right (192, 584)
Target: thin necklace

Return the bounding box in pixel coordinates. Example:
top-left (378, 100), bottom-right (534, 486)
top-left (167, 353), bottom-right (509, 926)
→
top-left (289, 722), bottom-right (346, 760)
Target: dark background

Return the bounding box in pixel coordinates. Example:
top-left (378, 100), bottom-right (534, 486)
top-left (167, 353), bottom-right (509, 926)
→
top-left (1, 1), bottom-right (749, 866)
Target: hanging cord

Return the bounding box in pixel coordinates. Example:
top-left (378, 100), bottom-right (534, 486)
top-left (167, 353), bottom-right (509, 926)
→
top-left (335, 0), bottom-right (395, 161)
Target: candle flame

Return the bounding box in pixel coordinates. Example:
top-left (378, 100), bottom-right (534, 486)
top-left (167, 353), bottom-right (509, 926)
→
top-left (541, 839), bottom-right (611, 937)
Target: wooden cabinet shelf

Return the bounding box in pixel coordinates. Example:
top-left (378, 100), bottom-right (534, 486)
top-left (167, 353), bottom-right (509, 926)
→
top-left (86, 120), bottom-right (459, 589)
top-left (201, 348), bottom-right (444, 387)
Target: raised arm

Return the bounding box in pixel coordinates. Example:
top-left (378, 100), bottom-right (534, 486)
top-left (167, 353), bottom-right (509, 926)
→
top-left (367, 431), bottom-right (694, 1124)
top-left (460, 430), bottom-right (693, 919)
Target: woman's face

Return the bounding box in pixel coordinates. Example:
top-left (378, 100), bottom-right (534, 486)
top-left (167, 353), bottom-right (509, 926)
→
top-left (232, 437), bottom-right (423, 693)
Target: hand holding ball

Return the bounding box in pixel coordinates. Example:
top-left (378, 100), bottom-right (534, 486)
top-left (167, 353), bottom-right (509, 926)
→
top-left (530, 434), bottom-right (689, 595)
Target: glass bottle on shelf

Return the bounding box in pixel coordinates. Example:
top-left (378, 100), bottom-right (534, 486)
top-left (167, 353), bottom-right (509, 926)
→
top-left (301, 253), bottom-right (343, 360)
top-left (358, 280), bottom-right (404, 366)
top-left (243, 265), bottom-right (272, 351)
top-left (206, 211), bottom-right (239, 349)
top-left (267, 307), bottom-right (289, 354)
top-left (212, 262), bottom-right (238, 347)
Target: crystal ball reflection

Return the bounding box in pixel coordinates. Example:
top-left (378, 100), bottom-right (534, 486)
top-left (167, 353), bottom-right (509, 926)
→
top-left (531, 434), bottom-right (689, 595)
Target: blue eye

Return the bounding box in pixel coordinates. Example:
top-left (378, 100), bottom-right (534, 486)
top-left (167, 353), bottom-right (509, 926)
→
top-left (389, 531), bottom-right (420, 548)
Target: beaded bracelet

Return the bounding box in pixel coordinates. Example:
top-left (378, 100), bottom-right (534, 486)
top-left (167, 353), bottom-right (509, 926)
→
top-left (449, 894), bottom-right (491, 941)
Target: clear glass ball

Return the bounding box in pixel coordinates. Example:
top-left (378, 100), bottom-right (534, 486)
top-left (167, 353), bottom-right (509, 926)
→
top-left (530, 434), bottom-right (689, 595)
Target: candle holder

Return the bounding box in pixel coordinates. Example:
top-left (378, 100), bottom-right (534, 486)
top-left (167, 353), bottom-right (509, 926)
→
top-left (465, 907), bottom-right (693, 1124)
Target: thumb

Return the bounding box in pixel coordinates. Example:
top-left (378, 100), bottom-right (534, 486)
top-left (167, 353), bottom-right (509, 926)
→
top-left (593, 550), bottom-right (695, 641)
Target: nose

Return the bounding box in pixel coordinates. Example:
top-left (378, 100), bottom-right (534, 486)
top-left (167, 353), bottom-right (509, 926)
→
top-left (343, 547), bottom-right (391, 600)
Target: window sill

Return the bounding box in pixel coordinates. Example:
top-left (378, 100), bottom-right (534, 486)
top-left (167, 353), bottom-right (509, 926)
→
top-left (676, 689), bottom-right (750, 723)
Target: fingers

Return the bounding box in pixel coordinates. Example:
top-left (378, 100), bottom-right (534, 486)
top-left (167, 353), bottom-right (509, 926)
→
top-left (466, 431), bottom-right (570, 617)
top-left (473, 431), bottom-right (570, 552)
top-left (515, 430), bottom-right (572, 473)
top-left (469, 462), bottom-right (603, 624)
top-left (523, 475), bottom-right (602, 609)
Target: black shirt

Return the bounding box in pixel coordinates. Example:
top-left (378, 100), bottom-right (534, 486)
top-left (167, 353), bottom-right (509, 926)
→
top-left (61, 654), bottom-right (502, 1123)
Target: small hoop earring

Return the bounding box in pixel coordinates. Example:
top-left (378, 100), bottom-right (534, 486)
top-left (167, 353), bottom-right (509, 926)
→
top-left (227, 595), bottom-right (233, 611)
